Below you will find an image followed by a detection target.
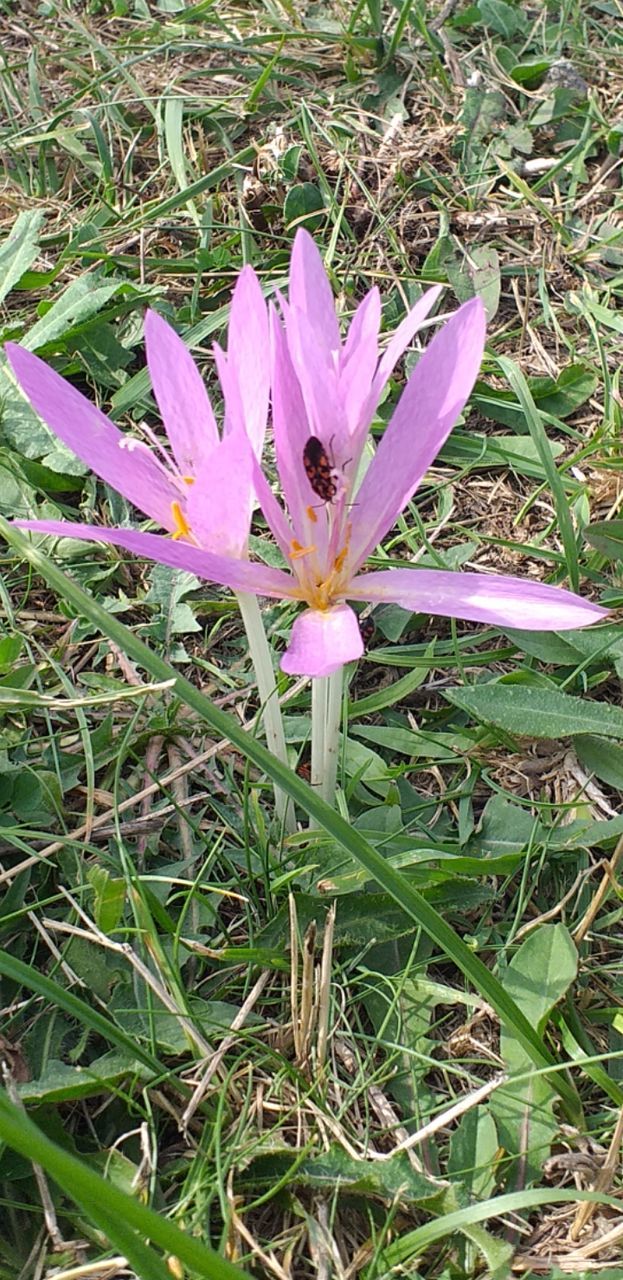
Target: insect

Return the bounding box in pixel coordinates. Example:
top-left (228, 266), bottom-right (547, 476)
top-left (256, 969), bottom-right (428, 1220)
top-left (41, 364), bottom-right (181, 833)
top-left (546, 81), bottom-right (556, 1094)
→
top-left (302, 435), bottom-right (339, 504)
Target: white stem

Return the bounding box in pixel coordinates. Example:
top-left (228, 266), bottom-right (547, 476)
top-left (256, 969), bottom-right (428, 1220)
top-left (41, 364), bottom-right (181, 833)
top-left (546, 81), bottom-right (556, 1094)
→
top-left (236, 591), bottom-right (295, 834)
top-left (322, 667), bottom-right (344, 806)
top-left (310, 676), bottom-right (328, 796)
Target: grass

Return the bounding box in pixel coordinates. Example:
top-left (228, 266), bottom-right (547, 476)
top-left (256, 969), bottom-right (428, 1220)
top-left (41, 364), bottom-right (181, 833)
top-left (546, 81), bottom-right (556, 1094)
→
top-left (1, 0), bottom-right (623, 1276)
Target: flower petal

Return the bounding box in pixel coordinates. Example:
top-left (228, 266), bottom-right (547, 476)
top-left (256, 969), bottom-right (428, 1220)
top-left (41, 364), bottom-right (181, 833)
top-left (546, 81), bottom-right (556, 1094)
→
top-left (5, 343), bottom-right (177, 527)
top-left (269, 306), bottom-right (328, 558)
top-left (339, 287), bottom-right (381, 439)
top-left (14, 520), bottom-right (295, 598)
top-left (185, 427), bottom-right (255, 557)
top-left (251, 455), bottom-right (294, 562)
top-left (349, 567), bottom-right (608, 630)
top-left (144, 310), bottom-right (218, 476)
top-left (280, 299), bottom-right (342, 457)
top-left (289, 229), bottom-right (341, 356)
top-left (224, 265), bottom-right (270, 457)
top-left (280, 604), bottom-right (363, 676)
top-left (372, 284), bottom-right (443, 396)
top-left (348, 297), bottom-right (486, 570)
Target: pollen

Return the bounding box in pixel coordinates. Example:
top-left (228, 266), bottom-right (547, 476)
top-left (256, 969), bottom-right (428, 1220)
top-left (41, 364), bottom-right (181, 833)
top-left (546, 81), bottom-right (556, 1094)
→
top-left (306, 505), bottom-right (318, 524)
top-left (334, 547), bottom-right (348, 572)
top-left (171, 501), bottom-right (192, 541)
top-left (289, 539), bottom-right (317, 561)
top-left (183, 475), bottom-right (195, 486)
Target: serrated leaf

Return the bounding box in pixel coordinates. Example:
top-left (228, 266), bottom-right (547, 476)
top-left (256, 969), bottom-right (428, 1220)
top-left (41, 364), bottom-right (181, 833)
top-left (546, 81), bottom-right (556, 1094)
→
top-left (445, 682), bottom-right (623, 741)
top-left (0, 209), bottom-right (44, 305)
top-left (259, 891), bottom-right (414, 949)
top-left (242, 1145), bottom-right (444, 1203)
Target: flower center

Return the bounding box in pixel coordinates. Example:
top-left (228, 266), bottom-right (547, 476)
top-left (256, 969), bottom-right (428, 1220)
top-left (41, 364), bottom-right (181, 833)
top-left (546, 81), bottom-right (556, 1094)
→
top-left (288, 529), bottom-right (351, 611)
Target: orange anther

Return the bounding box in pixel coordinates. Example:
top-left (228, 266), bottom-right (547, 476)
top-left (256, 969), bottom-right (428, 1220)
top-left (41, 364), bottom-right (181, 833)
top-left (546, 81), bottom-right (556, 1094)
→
top-left (306, 505), bottom-right (318, 524)
top-left (289, 539), bottom-right (317, 561)
top-left (171, 501), bottom-right (192, 541)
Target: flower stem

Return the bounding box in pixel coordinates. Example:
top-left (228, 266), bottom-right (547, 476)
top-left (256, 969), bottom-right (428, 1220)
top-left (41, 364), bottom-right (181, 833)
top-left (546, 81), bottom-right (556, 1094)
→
top-left (310, 667), bottom-right (344, 821)
top-left (310, 676), bottom-right (328, 796)
top-left (236, 591), bottom-right (295, 834)
top-left (322, 667), bottom-right (344, 806)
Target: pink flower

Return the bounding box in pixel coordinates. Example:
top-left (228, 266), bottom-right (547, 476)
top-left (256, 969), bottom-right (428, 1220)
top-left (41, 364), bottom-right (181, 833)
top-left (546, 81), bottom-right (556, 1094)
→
top-left (5, 232), bottom-right (607, 678)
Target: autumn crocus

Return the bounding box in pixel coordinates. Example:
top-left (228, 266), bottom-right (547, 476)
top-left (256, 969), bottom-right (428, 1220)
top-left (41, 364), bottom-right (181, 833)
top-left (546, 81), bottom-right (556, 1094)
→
top-left (6, 231), bottom-right (607, 807)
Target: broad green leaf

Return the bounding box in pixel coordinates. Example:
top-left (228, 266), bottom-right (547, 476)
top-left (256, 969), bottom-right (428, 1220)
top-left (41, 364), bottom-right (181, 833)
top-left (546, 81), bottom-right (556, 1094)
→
top-left (259, 892), bottom-right (416, 949)
top-left (22, 276), bottom-right (123, 351)
top-left (0, 209), bottom-right (44, 305)
top-left (585, 519), bottom-right (623, 562)
top-left (474, 364), bottom-right (597, 428)
top-left (18, 1051), bottom-right (148, 1104)
top-left (473, 793), bottom-right (540, 856)
top-left (503, 924), bottom-right (577, 1032)
top-left (242, 1145), bottom-right (443, 1203)
top-left (573, 734), bottom-right (623, 790)
top-left (478, 0), bottom-right (527, 37)
top-left (491, 926), bottom-right (577, 1184)
top-left (283, 182), bottom-right (325, 231)
top-left (445, 682), bottom-right (623, 740)
top-left (440, 430), bottom-right (564, 480)
top-left (448, 1107), bottom-right (499, 1199)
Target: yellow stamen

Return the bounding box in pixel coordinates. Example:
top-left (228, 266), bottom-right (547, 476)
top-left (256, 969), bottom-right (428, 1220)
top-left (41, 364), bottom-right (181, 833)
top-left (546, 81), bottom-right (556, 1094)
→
top-left (334, 547), bottom-right (348, 573)
top-left (289, 539), bottom-right (317, 561)
top-left (171, 500), bottom-right (192, 541)
top-left (183, 475), bottom-right (195, 486)
top-left (306, 505), bottom-right (318, 524)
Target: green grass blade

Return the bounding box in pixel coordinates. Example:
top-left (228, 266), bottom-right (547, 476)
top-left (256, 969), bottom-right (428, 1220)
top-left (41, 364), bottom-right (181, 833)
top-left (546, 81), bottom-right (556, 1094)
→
top-left (0, 518), bottom-right (582, 1120)
top-left (0, 1092), bottom-right (249, 1279)
top-left (379, 1186), bottom-right (621, 1268)
top-left (496, 354), bottom-right (580, 591)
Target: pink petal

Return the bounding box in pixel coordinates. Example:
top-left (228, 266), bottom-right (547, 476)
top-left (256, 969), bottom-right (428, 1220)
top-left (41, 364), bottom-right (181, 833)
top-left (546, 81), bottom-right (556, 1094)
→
top-left (289, 229), bottom-right (341, 356)
top-left (185, 427), bottom-right (255, 557)
top-left (144, 310), bottom-right (218, 477)
top-left (372, 284), bottom-right (443, 396)
top-left (14, 520), bottom-right (295, 598)
top-left (269, 307), bottom-right (329, 560)
top-left (280, 301), bottom-right (342, 456)
top-left (224, 265), bottom-right (270, 457)
top-left (251, 455), bottom-right (294, 562)
top-left (348, 297), bottom-right (486, 570)
top-left (339, 288), bottom-right (381, 439)
top-left (213, 342), bottom-right (243, 442)
top-left (5, 343), bottom-right (177, 527)
top-left (280, 604), bottom-right (363, 676)
top-left (341, 287), bottom-right (381, 371)
top-left (349, 567), bottom-right (608, 630)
